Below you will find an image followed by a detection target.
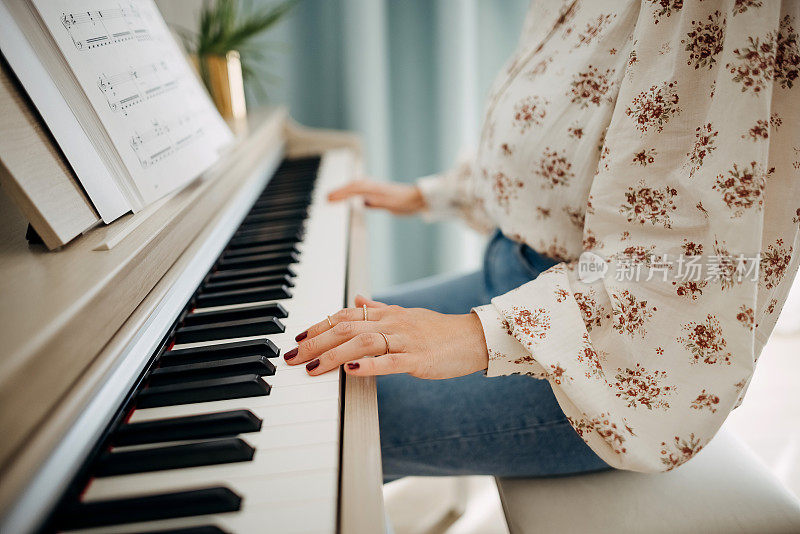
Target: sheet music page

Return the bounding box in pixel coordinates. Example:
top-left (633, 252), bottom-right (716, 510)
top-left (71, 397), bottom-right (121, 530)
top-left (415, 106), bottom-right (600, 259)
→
top-left (30, 0), bottom-right (234, 207)
top-left (0, 0), bottom-right (130, 222)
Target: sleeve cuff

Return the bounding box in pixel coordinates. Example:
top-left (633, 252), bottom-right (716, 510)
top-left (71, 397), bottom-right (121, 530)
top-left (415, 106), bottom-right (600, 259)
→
top-left (490, 267), bottom-right (593, 378)
top-left (416, 173), bottom-right (455, 221)
top-left (476, 266), bottom-right (600, 390)
top-left (472, 304), bottom-right (547, 378)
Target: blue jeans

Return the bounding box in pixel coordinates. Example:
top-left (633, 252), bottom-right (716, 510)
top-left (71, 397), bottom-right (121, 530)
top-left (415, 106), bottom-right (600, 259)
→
top-left (376, 231), bottom-right (609, 481)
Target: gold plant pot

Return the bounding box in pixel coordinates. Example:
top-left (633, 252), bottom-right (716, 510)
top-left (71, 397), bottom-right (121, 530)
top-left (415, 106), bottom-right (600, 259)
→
top-left (194, 51), bottom-right (247, 122)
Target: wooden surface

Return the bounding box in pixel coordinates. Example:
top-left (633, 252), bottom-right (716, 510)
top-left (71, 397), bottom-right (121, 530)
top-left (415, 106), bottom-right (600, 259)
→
top-left (0, 58), bottom-right (98, 248)
top-left (340, 182), bottom-right (387, 531)
top-left (0, 108), bottom-right (286, 517)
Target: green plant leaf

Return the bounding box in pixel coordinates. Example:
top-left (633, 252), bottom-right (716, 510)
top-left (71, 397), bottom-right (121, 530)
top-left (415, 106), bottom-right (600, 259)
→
top-left (191, 0), bottom-right (297, 102)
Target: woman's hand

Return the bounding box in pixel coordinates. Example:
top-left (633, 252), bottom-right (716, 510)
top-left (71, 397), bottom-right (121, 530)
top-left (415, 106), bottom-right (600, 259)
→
top-left (286, 295), bottom-right (489, 379)
top-left (327, 179), bottom-right (426, 215)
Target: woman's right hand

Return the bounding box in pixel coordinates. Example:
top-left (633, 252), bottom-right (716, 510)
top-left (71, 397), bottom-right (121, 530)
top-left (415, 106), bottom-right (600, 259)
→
top-left (327, 179), bottom-right (427, 215)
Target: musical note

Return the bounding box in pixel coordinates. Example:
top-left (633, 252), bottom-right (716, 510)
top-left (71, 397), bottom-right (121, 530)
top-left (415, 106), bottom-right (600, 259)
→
top-left (97, 61), bottom-right (179, 113)
top-left (129, 114), bottom-right (206, 168)
top-left (60, 3), bottom-right (149, 50)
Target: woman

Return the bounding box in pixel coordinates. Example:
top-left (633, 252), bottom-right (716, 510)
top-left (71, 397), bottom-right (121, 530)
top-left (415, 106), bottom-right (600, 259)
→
top-left (286, 0), bottom-right (800, 477)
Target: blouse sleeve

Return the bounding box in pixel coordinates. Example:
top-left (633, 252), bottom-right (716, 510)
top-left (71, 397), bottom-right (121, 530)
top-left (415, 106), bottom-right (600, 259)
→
top-left (474, 0), bottom-right (789, 472)
top-left (416, 152), bottom-right (494, 233)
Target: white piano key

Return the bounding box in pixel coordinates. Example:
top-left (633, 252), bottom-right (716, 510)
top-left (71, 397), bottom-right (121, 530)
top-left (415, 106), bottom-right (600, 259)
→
top-left (130, 379), bottom-right (342, 422)
top-left (68, 498), bottom-right (336, 534)
top-left (81, 469), bottom-right (338, 512)
top-left (112, 417), bottom-right (340, 453)
top-left (83, 441), bottom-right (338, 501)
top-left (129, 397), bottom-right (339, 427)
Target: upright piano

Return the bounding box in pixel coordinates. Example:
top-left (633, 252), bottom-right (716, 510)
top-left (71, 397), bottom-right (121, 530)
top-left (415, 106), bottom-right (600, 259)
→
top-left (0, 109), bottom-right (385, 533)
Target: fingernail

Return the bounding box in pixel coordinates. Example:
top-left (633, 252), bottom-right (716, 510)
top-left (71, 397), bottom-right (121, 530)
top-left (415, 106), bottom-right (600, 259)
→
top-left (284, 348), bottom-right (298, 361)
top-left (346, 362), bottom-right (360, 370)
top-left (295, 331), bottom-right (307, 342)
top-left (306, 359), bottom-right (320, 372)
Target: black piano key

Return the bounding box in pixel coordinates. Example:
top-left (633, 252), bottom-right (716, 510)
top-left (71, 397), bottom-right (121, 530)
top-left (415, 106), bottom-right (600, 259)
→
top-left (249, 204), bottom-right (308, 214)
top-left (235, 222), bottom-right (303, 234)
top-left (204, 274), bottom-right (294, 292)
top-left (235, 221), bottom-right (304, 235)
top-left (269, 171), bottom-right (315, 180)
top-left (150, 355), bottom-right (277, 384)
top-left (114, 410), bottom-right (262, 446)
top-left (174, 316), bottom-right (285, 344)
top-left (195, 284), bottom-right (292, 308)
top-left (266, 174), bottom-right (314, 184)
top-left (243, 208), bottom-right (308, 223)
top-left (242, 216), bottom-right (307, 229)
top-left (148, 527), bottom-right (228, 534)
top-left (243, 207), bottom-right (308, 223)
top-left (237, 215), bottom-right (304, 226)
top-left (223, 243), bottom-right (298, 258)
top-left (228, 231), bottom-right (303, 248)
top-left (269, 176), bottom-right (314, 183)
top-left (210, 264), bottom-right (296, 281)
top-left (271, 173), bottom-right (315, 180)
top-left (262, 190), bottom-right (310, 197)
top-left (136, 374), bottom-right (270, 408)
top-left (95, 438), bottom-right (255, 476)
top-left (58, 487), bottom-right (241, 529)
top-left (270, 171), bottom-right (316, 179)
top-left (249, 200), bottom-right (309, 213)
top-left (182, 302), bottom-right (289, 326)
top-left (280, 155), bottom-right (320, 166)
top-left (223, 242), bottom-right (298, 258)
top-left (218, 252), bottom-right (299, 270)
top-left (159, 339), bottom-right (280, 366)
top-left (252, 195), bottom-right (311, 209)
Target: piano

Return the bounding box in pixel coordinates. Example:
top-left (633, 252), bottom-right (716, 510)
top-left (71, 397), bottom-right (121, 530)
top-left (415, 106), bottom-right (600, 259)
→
top-left (0, 109), bottom-right (385, 533)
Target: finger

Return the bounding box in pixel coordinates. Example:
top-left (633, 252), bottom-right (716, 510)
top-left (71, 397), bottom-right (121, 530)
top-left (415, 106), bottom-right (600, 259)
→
top-left (288, 318), bottom-right (382, 365)
top-left (342, 352), bottom-right (416, 376)
top-left (361, 194), bottom-right (398, 211)
top-left (354, 294), bottom-right (389, 309)
top-left (327, 180), bottom-right (376, 201)
top-left (306, 332), bottom-right (399, 375)
top-left (294, 305), bottom-right (382, 343)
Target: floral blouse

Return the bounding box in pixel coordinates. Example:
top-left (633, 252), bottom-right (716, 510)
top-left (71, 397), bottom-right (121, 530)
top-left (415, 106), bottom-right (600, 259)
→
top-left (417, 0), bottom-right (800, 472)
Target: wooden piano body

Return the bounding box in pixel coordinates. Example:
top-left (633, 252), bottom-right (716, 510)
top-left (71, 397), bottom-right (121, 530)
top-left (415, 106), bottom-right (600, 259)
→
top-left (0, 109), bottom-right (385, 533)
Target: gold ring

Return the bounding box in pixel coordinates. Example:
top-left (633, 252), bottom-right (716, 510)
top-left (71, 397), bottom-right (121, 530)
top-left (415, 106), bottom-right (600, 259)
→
top-left (327, 315), bottom-right (334, 328)
top-left (363, 304), bottom-right (368, 321)
top-left (379, 332), bottom-right (389, 355)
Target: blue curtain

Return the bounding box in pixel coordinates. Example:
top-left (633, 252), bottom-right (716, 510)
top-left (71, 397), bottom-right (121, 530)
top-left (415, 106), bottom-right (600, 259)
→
top-left (157, 0), bottom-right (530, 292)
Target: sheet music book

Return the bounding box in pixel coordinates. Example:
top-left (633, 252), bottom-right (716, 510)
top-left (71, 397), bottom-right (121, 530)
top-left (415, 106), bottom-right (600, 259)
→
top-left (0, 0), bottom-right (233, 222)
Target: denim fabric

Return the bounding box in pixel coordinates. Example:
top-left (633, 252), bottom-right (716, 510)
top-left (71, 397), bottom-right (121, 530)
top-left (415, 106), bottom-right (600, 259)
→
top-left (376, 231), bottom-right (609, 481)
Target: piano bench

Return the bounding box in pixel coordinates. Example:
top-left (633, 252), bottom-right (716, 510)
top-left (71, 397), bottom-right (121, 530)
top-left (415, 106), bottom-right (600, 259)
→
top-left (495, 429), bottom-right (800, 534)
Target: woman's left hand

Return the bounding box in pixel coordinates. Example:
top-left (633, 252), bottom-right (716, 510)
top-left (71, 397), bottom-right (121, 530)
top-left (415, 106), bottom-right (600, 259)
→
top-left (286, 295), bottom-right (489, 379)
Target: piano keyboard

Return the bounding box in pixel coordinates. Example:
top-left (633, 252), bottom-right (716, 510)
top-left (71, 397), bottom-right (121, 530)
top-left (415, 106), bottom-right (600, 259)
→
top-left (52, 157), bottom-right (349, 534)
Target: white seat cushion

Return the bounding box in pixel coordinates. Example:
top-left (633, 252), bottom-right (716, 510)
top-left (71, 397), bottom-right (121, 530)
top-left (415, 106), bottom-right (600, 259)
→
top-left (496, 429), bottom-right (800, 534)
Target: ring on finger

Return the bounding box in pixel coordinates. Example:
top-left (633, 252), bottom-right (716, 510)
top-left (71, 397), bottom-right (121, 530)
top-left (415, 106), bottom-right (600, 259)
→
top-left (379, 332), bottom-right (390, 355)
top-left (327, 315), bottom-right (334, 328)
top-left (363, 304), bottom-right (368, 321)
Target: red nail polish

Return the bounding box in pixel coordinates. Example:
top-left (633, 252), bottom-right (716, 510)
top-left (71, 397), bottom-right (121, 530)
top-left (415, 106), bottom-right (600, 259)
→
top-left (284, 348), bottom-right (298, 361)
top-left (306, 359), bottom-right (320, 372)
top-left (346, 362), bottom-right (360, 370)
top-left (295, 331), bottom-right (307, 342)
